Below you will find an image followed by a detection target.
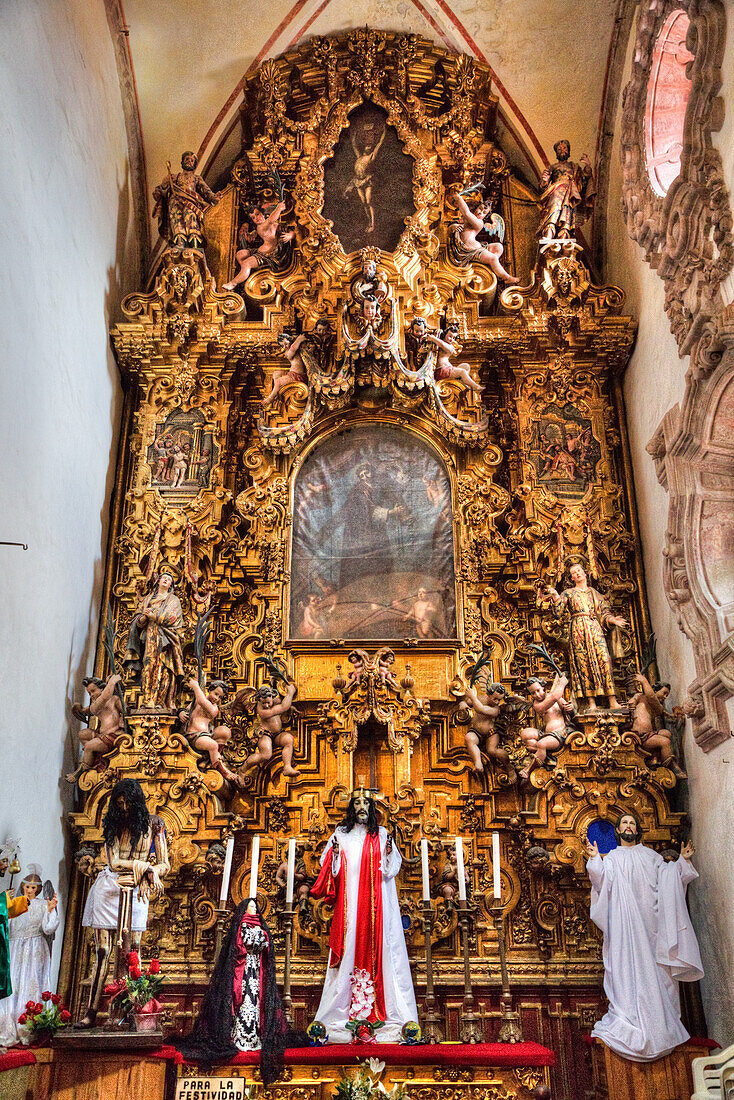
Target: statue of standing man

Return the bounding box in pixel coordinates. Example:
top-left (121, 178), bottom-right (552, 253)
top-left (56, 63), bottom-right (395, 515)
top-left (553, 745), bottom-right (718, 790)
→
top-left (538, 140), bottom-right (596, 240)
top-left (585, 812), bottom-right (703, 1061)
top-left (153, 151), bottom-right (221, 250)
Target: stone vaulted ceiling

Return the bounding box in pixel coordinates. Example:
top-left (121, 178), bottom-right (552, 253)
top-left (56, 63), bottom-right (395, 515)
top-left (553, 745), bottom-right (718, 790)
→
top-left (123, 0), bottom-right (621, 214)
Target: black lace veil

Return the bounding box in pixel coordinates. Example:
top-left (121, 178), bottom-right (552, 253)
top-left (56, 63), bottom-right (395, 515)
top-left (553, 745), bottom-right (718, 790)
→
top-left (175, 898), bottom-right (305, 1083)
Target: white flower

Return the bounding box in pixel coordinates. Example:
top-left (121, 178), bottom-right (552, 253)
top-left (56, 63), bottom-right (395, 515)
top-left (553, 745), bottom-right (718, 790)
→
top-left (368, 1059), bottom-right (385, 1076)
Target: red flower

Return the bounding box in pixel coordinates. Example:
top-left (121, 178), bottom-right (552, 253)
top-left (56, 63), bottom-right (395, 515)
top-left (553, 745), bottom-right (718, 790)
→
top-left (127, 951), bottom-right (140, 969)
top-left (50, 993), bottom-right (61, 1005)
top-left (18, 1014), bottom-right (27, 1025)
top-left (25, 1000), bottom-right (35, 1011)
top-left (147, 958), bottom-right (161, 975)
top-left (41, 991), bottom-right (52, 1001)
top-left (129, 966), bottom-right (142, 980)
top-left (60, 1010), bottom-right (71, 1023)
top-left (34, 1003), bottom-right (44, 1015)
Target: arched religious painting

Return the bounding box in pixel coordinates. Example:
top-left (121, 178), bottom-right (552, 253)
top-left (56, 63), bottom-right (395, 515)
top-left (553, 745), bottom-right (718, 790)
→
top-left (289, 426), bottom-right (456, 641)
top-left (322, 102), bottom-right (415, 254)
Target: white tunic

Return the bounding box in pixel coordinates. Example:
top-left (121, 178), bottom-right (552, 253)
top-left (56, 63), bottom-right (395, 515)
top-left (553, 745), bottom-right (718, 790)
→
top-left (314, 825), bottom-right (418, 1043)
top-left (589, 845), bottom-right (703, 1061)
top-left (0, 898), bottom-right (59, 1046)
top-left (81, 866), bottom-right (149, 931)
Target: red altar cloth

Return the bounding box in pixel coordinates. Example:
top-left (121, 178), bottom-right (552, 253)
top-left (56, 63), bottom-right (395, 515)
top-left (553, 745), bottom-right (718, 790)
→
top-left (0, 1049), bottom-right (36, 1071)
top-left (155, 1041), bottom-right (554, 1068)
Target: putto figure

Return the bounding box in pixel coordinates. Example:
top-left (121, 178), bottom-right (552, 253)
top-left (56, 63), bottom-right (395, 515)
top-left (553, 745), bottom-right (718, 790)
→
top-left (242, 681), bottom-right (299, 780)
top-left (546, 563), bottom-right (627, 711)
top-left (223, 201), bottom-right (294, 290)
top-left (538, 140), bottom-right (596, 240)
top-left (519, 673), bottom-right (576, 779)
top-left (310, 790), bottom-right (418, 1043)
top-left (426, 322), bottom-right (485, 393)
top-left (179, 677), bottom-right (239, 784)
top-left (464, 681), bottom-right (517, 781)
top-left (629, 673), bottom-right (687, 779)
top-left (263, 331), bottom-right (309, 407)
top-left (448, 192), bottom-right (519, 284)
top-left (124, 565), bottom-right (184, 711)
top-left (78, 779), bottom-right (169, 1028)
top-left (585, 812), bottom-right (703, 1061)
top-left (152, 151), bottom-right (221, 249)
top-left (66, 673), bottom-right (125, 783)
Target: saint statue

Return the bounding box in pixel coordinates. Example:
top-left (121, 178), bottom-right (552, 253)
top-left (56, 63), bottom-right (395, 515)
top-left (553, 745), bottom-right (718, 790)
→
top-left (310, 790), bottom-right (418, 1043)
top-left (152, 151), bottom-right (221, 250)
top-left (176, 899), bottom-right (302, 1083)
top-left (124, 565), bottom-right (184, 711)
top-left (538, 140), bottom-right (596, 240)
top-left (0, 868), bottom-right (58, 1046)
top-left (585, 812), bottom-right (703, 1061)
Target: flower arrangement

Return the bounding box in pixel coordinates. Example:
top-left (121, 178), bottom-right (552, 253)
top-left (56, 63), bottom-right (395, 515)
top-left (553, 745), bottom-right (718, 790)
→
top-left (345, 968), bottom-right (384, 1043)
top-left (17, 992), bottom-right (71, 1043)
top-left (334, 1060), bottom-right (406, 1100)
top-left (106, 951), bottom-right (163, 1021)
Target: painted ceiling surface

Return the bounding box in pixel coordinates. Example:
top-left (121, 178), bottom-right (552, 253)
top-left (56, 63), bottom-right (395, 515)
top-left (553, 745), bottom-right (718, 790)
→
top-left (124, 0), bottom-right (619, 206)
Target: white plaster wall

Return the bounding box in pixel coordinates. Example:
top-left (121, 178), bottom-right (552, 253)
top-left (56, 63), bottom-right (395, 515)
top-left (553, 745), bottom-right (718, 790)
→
top-left (605, 17), bottom-right (734, 1047)
top-left (0, 0), bottom-right (139, 984)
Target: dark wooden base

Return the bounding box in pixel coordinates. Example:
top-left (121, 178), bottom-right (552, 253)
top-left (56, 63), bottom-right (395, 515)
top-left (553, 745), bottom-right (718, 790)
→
top-left (54, 1026), bottom-right (165, 1050)
top-left (594, 1038), bottom-right (714, 1100)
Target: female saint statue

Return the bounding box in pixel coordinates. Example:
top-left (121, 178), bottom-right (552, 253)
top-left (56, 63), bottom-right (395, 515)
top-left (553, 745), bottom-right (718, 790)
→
top-left (124, 565), bottom-right (184, 710)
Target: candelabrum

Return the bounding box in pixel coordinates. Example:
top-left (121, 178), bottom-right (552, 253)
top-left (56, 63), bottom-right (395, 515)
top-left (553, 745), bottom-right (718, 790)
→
top-left (281, 903), bottom-right (295, 1022)
top-left (457, 899), bottom-right (483, 1043)
top-left (420, 900), bottom-right (443, 1043)
top-left (490, 903), bottom-right (523, 1043)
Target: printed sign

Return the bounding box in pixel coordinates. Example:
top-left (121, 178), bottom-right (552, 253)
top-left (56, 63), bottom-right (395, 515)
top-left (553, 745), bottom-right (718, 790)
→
top-left (176, 1078), bottom-right (245, 1100)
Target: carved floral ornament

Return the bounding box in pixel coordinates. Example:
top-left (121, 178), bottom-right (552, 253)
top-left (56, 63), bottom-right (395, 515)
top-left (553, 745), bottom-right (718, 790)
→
top-left (621, 0), bottom-right (734, 748)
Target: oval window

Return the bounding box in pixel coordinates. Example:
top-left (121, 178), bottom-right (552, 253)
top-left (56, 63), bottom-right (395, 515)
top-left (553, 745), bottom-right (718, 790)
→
top-left (644, 9), bottom-right (694, 197)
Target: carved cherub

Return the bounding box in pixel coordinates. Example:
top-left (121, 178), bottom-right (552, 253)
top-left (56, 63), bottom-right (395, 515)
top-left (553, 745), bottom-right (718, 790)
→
top-left (345, 649), bottom-right (370, 693)
top-left (463, 680), bottom-right (518, 781)
top-left (438, 845), bottom-right (468, 908)
top-left (375, 647), bottom-right (400, 690)
top-left (448, 191), bottom-right (519, 284)
top-left (426, 322), bottom-right (484, 393)
top-left (629, 673), bottom-right (687, 779)
top-left (179, 677), bottom-right (240, 784)
top-left (275, 846), bottom-right (312, 914)
top-left (65, 674), bottom-right (125, 783)
top-left (223, 200), bottom-right (294, 290)
top-left (519, 673), bottom-right (576, 779)
top-left (262, 331), bottom-right (308, 407)
top-left (240, 681), bottom-right (299, 779)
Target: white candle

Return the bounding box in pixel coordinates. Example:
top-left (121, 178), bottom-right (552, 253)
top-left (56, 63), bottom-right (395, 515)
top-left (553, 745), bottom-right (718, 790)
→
top-left (219, 836), bottom-right (234, 905)
top-left (249, 835), bottom-right (260, 900)
top-left (420, 838), bottom-right (430, 901)
top-left (492, 831), bottom-right (501, 900)
top-left (286, 838), bottom-right (296, 905)
top-left (455, 836), bottom-right (467, 901)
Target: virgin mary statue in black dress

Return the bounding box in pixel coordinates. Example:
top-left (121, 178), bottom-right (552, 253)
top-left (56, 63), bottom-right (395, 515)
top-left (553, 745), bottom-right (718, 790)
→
top-left (176, 899), bottom-right (304, 1084)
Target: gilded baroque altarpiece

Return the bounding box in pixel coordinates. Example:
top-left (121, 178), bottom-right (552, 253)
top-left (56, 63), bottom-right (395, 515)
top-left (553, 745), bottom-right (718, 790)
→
top-left (60, 32), bottom-right (690, 1100)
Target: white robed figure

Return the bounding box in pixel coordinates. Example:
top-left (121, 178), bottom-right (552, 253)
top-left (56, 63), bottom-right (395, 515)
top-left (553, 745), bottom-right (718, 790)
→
top-left (0, 868), bottom-right (59, 1047)
top-left (311, 790), bottom-right (418, 1043)
top-left (585, 812), bottom-right (703, 1062)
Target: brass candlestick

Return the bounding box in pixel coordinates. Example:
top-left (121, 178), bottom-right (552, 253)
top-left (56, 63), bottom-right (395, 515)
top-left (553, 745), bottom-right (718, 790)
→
top-left (457, 899), bottom-right (483, 1043)
top-left (214, 905), bottom-right (230, 959)
top-left (491, 903), bottom-right (523, 1042)
top-left (281, 903), bottom-right (296, 1022)
top-left (420, 900), bottom-right (443, 1043)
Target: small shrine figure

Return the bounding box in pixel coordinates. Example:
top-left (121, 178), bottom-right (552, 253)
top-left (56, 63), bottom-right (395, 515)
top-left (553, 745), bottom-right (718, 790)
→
top-left (585, 812), bottom-right (703, 1060)
top-left (0, 868), bottom-right (59, 1047)
top-left (349, 255), bottom-right (389, 308)
top-left (545, 563), bottom-right (627, 711)
top-left (275, 847), bottom-right (312, 914)
top-left (176, 898), bottom-right (299, 1083)
top-left (242, 682), bottom-right (299, 780)
top-left (123, 564), bottom-right (185, 711)
top-left (376, 647), bottom-right (400, 689)
top-left (310, 790), bottom-right (418, 1042)
top-left (629, 673), bottom-right (687, 779)
top-left (223, 201), bottom-right (294, 290)
top-left (437, 844), bottom-right (468, 908)
top-left (519, 673), bottom-right (576, 779)
top-left (448, 192), bottom-right (519, 284)
top-left (404, 316), bottom-right (431, 374)
top-left (463, 681), bottom-right (517, 781)
top-left (77, 779), bottom-right (169, 1028)
top-left (152, 151), bottom-right (221, 249)
top-left (65, 673), bottom-right (125, 783)
top-left (262, 331), bottom-right (308, 407)
top-left (179, 677), bottom-right (240, 784)
top-left (426, 322), bottom-right (484, 393)
top-left (538, 140), bottom-right (596, 240)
